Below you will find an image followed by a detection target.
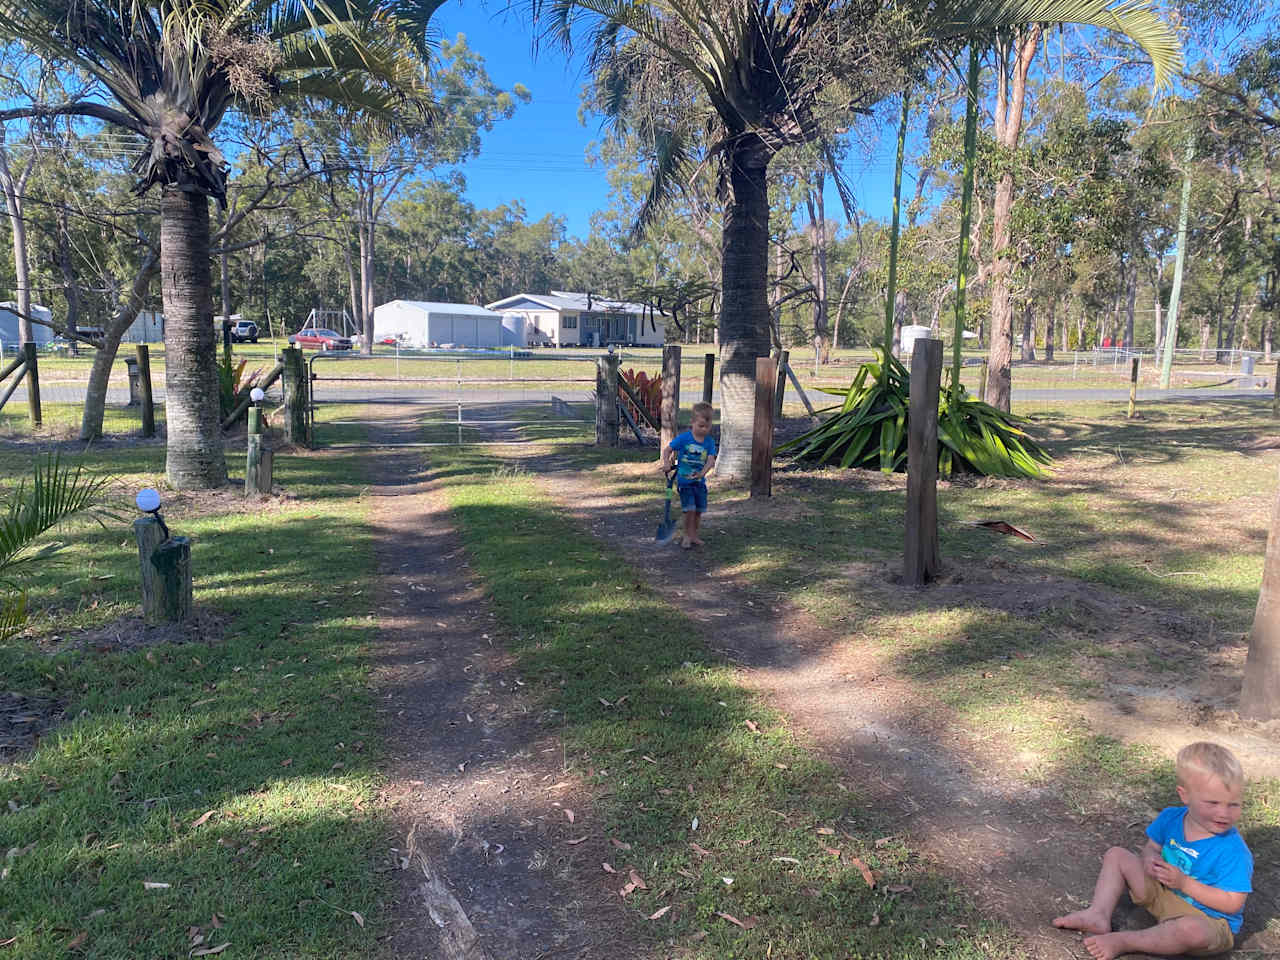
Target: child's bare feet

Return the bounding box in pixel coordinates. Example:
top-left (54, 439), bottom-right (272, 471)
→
top-left (681, 538), bottom-right (693, 550)
top-left (689, 536), bottom-right (704, 546)
top-left (1082, 932), bottom-right (1126, 960)
top-left (1053, 909), bottom-right (1110, 936)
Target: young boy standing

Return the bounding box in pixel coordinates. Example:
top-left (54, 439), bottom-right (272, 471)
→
top-left (1053, 742), bottom-right (1253, 960)
top-left (661, 401), bottom-right (717, 550)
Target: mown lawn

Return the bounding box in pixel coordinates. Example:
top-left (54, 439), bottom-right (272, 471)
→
top-left (0, 441), bottom-right (393, 958)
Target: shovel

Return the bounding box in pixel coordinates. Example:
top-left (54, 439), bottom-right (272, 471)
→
top-left (655, 468), bottom-right (679, 543)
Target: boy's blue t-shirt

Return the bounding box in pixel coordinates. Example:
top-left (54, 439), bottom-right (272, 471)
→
top-left (668, 430), bottom-right (717, 483)
top-left (1146, 805), bottom-right (1253, 932)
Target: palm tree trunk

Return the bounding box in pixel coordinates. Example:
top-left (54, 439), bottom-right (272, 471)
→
top-left (161, 186), bottom-right (226, 488)
top-left (716, 136), bottom-right (771, 481)
top-left (984, 26), bottom-right (1041, 412)
top-left (1242, 466), bottom-right (1280, 720)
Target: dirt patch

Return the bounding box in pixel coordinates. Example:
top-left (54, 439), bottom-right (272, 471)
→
top-left (34, 607), bottom-right (227, 655)
top-left (361, 415), bottom-right (643, 959)
top-left (0, 690), bottom-right (63, 763)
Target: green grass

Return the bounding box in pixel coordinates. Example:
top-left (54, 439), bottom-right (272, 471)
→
top-left (0, 402), bottom-right (161, 439)
top-left (430, 450), bottom-right (1019, 959)
top-left (512, 395), bottom-right (1280, 937)
top-left (0, 443), bottom-right (393, 958)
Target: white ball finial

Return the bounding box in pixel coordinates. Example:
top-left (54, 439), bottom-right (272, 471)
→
top-left (250, 387), bottom-right (265, 403)
top-left (136, 488), bottom-right (161, 513)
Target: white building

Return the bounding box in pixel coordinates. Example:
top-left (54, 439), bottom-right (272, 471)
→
top-left (0, 303), bottom-right (53, 346)
top-left (372, 300), bottom-right (504, 349)
top-left (485, 291), bottom-right (665, 348)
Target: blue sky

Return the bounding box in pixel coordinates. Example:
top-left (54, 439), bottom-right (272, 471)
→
top-left (429, 1), bottom-right (904, 239)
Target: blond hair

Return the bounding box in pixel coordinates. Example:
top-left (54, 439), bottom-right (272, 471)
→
top-left (690, 401), bottom-right (714, 422)
top-left (1176, 742), bottom-right (1244, 789)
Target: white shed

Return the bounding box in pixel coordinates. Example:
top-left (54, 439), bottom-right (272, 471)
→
top-left (0, 303), bottom-right (53, 347)
top-left (121, 310), bottom-right (165, 343)
top-left (373, 300), bottom-right (503, 349)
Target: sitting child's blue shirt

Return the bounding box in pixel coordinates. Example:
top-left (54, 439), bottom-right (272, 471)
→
top-left (1146, 805), bottom-right (1253, 932)
top-left (669, 430), bottom-right (716, 483)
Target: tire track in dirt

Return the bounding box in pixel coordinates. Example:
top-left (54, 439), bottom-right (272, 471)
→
top-left (361, 418), bottom-right (644, 959)
top-left (514, 454), bottom-right (1280, 959)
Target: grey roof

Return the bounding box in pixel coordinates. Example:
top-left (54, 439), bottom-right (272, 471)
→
top-left (486, 291), bottom-right (653, 317)
top-left (378, 299), bottom-right (501, 317)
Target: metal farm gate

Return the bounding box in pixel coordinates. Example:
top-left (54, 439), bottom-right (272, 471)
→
top-left (306, 349), bottom-right (600, 448)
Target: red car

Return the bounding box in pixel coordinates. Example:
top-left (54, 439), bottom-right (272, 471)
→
top-left (289, 328), bottom-right (352, 350)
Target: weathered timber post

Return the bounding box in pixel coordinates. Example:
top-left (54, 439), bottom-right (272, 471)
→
top-left (134, 516), bottom-right (192, 624)
top-left (905, 338), bottom-right (943, 586)
top-left (702, 353), bottom-right (715, 405)
top-left (137, 345), bottom-right (155, 437)
top-left (125, 355), bottom-right (141, 406)
top-left (595, 352), bottom-right (620, 447)
top-left (281, 347), bottom-right (310, 447)
top-left (773, 350), bottom-right (790, 419)
top-left (23, 342), bottom-right (40, 428)
top-left (750, 357), bottom-right (778, 499)
top-left (245, 402), bottom-right (274, 497)
top-left (1128, 356), bottom-right (1140, 419)
top-left (661, 344), bottom-right (682, 453)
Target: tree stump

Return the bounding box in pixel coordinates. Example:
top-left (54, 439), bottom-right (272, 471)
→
top-left (134, 516), bottom-right (192, 624)
top-left (245, 406), bottom-right (274, 496)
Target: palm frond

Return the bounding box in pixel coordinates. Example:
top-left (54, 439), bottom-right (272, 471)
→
top-left (0, 455), bottom-right (112, 573)
top-left (632, 127), bottom-right (697, 241)
top-left (929, 0), bottom-right (1182, 90)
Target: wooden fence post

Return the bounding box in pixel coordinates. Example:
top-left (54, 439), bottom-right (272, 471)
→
top-left (134, 516), bottom-right (192, 624)
top-left (245, 405), bottom-right (274, 497)
top-left (773, 350), bottom-right (789, 419)
top-left (750, 356), bottom-right (778, 498)
top-left (702, 353), bottom-right (715, 404)
top-left (136, 344), bottom-right (155, 437)
top-left (595, 353), bottom-right (620, 447)
top-left (22, 342), bottom-right (40, 428)
top-left (1128, 356), bottom-right (1140, 419)
top-left (905, 338), bottom-right (942, 586)
top-left (661, 344), bottom-right (682, 453)
top-left (282, 347), bottom-right (310, 447)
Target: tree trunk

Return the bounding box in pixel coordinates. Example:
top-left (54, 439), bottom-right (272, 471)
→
top-left (716, 137), bottom-right (771, 482)
top-left (1124, 259), bottom-right (1137, 351)
top-left (56, 208), bottom-right (81, 356)
top-left (1225, 287), bottom-right (1242, 359)
top-left (81, 251), bottom-right (159, 440)
top-left (984, 26), bottom-right (1041, 412)
top-left (161, 187), bottom-right (226, 488)
top-left (1045, 300), bottom-right (1055, 362)
top-left (884, 89), bottom-right (910, 361)
top-left (1020, 301), bottom-right (1036, 361)
top-left (1152, 265), bottom-right (1164, 353)
top-left (0, 141), bottom-right (32, 343)
top-left (806, 179), bottom-right (830, 365)
top-left (953, 46), bottom-right (981, 392)
top-left (1241, 465), bottom-right (1280, 720)
top-left (1264, 314), bottom-right (1273, 363)
top-left (1159, 137), bottom-right (1194, 388)
top-left (1200, 320), bottom-right (1212, 362)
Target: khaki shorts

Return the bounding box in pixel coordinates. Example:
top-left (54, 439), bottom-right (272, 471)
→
top-left (1134, 878), bottom-right (1235, 956)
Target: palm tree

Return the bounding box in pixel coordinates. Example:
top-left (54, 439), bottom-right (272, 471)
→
top-left (0, 0), bottom-right (441, 488)
top-left (547, 0), bottom-right (1181, 479)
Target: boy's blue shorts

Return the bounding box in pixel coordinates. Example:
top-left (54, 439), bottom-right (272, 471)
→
top-left (678, 480), bottom-right (708, 513)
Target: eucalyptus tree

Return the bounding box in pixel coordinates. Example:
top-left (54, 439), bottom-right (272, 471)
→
top-left (0, 0), bottom-right (443, 487)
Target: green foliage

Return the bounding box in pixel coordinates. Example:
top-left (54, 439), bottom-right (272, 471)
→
top-left (0, 455), bottom-right (110, 640)
top-left (218, 356), bottom-right (261, 419)
top-left (778, 353), bottom-right (1053, 478)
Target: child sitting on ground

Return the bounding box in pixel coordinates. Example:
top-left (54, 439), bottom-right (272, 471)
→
top-left (660, 401), bottom-right (717, 550)
top-left (1053, 741), bottom-right (1253, 959)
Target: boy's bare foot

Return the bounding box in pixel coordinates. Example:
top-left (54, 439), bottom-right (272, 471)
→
top-left (1053, 909), bottom-right (1110, 935)
top-left (689, 537), bottom-right (704, 546)
top-left (1082, 932), bottom-right (1126, 960)
top-left (681, 538), bottom-right (693, 550)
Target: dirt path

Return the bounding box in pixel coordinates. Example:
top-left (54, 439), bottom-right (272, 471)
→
top-left (510, 453), bottom-right (1280, 959)
top-left (361, 419), bottom-right (642, 959)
